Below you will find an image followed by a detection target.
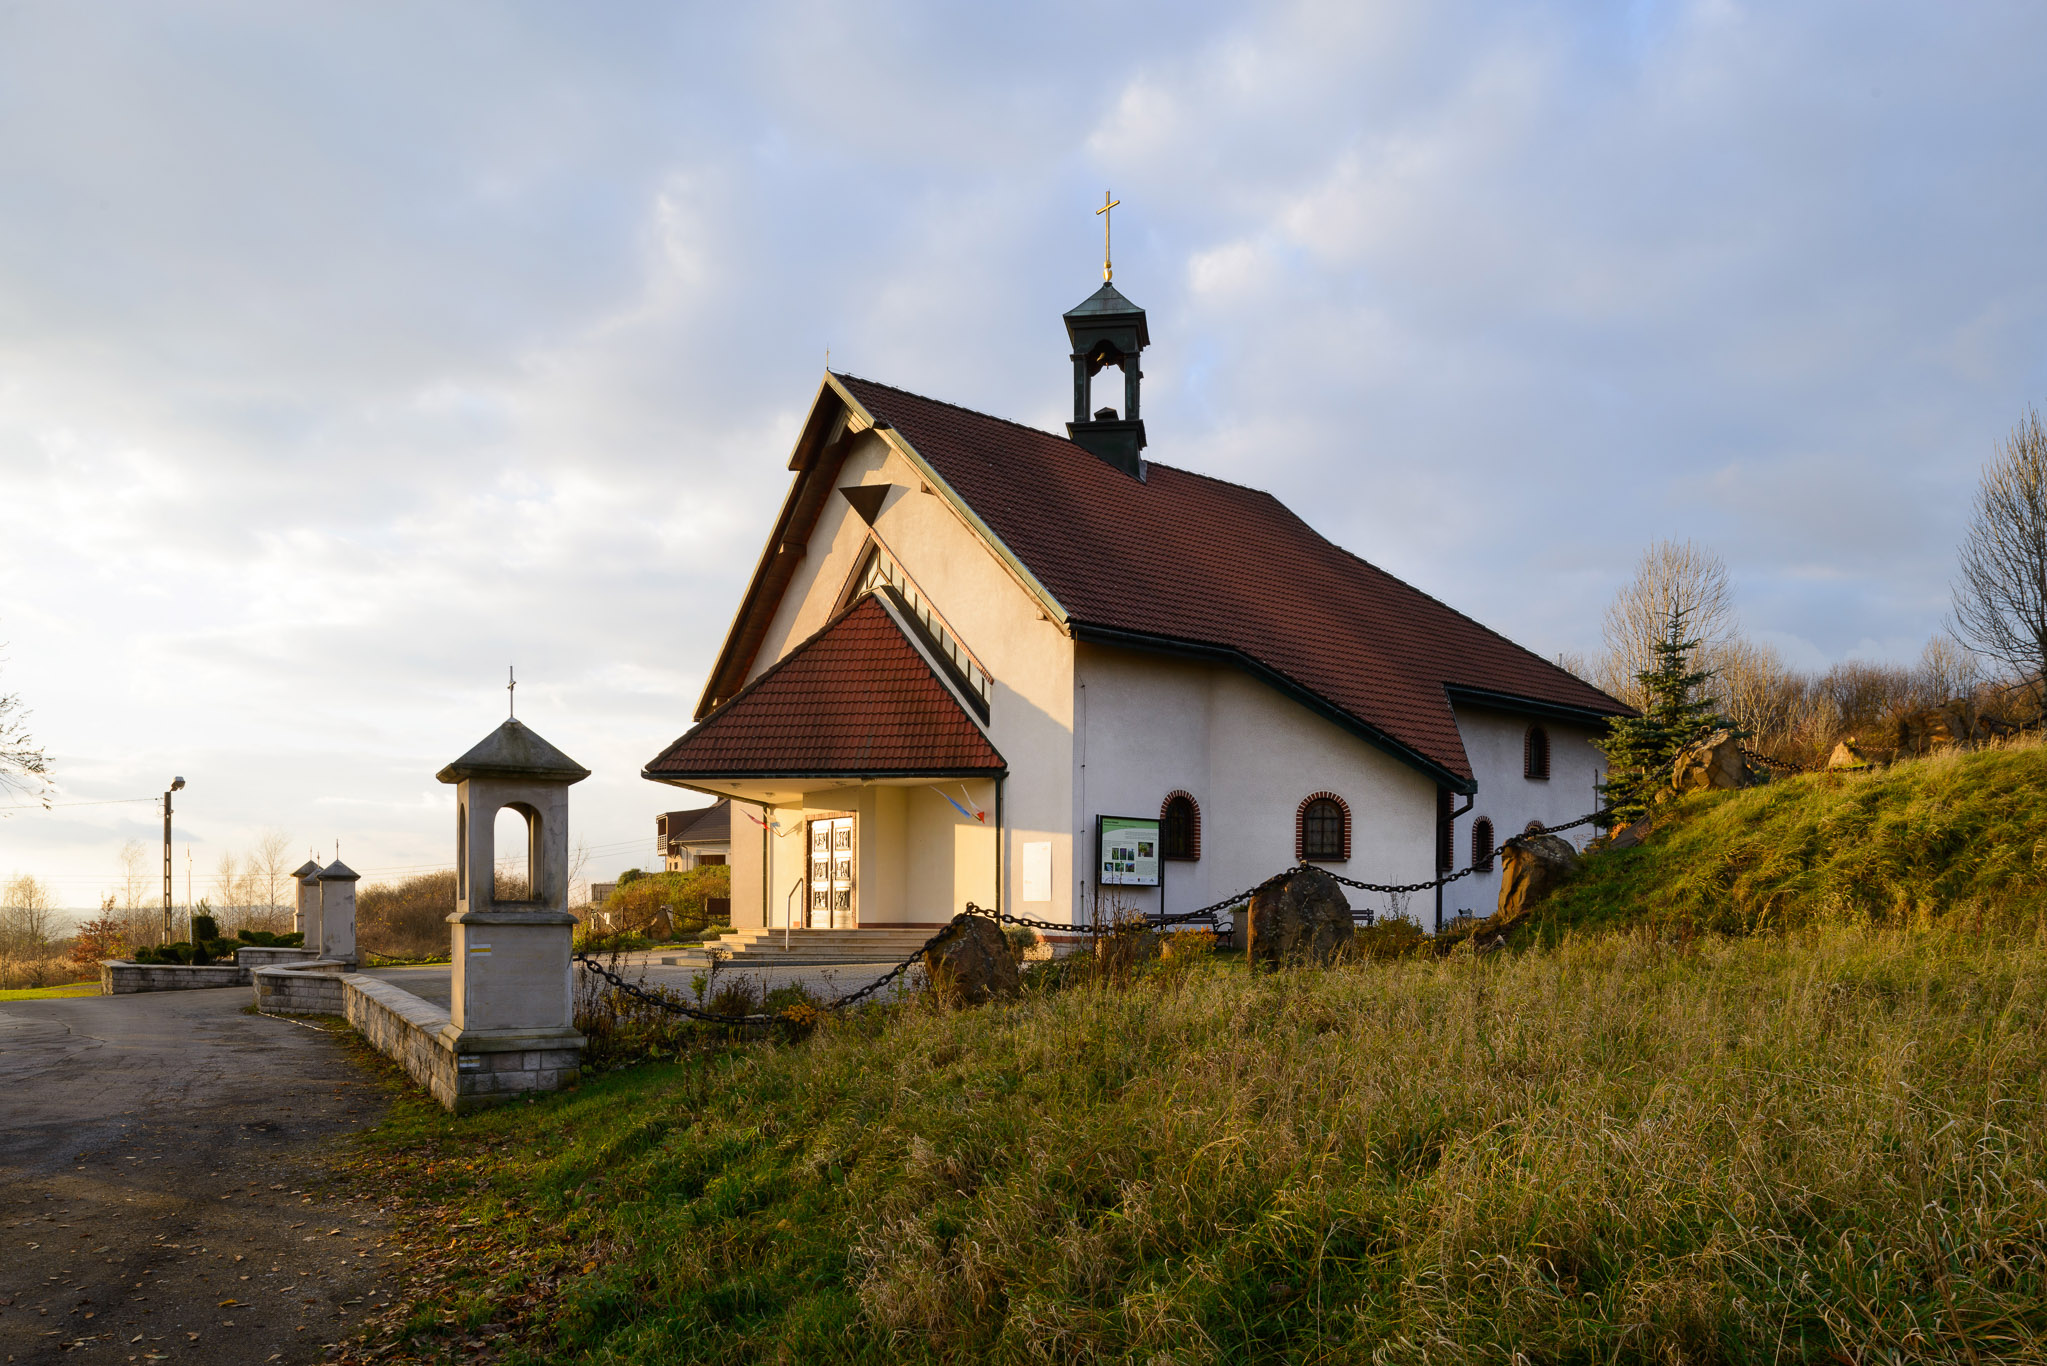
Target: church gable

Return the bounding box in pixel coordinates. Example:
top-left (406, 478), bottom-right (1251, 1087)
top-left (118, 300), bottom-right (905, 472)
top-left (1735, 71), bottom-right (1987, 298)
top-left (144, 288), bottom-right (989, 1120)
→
top-left (694, 374), bottom-right (1064, 723)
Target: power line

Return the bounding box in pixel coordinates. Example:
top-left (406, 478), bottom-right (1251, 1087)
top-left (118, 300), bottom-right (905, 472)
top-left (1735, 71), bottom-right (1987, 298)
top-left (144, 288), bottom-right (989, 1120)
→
top-left (0, 796), bottom-right (158, 811)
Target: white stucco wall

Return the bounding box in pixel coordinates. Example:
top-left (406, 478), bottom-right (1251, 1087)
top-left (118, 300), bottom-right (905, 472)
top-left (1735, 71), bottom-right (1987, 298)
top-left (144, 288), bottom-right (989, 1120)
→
top-left (1441, 704), bottom-right (1607, 927)
top-left (1072, 644), bottom-right (1441, 930)
top-left (735, 429), bottom-right (1077, 928)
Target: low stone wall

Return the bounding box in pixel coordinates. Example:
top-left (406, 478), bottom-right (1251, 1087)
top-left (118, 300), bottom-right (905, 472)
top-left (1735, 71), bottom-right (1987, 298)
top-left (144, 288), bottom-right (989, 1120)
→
top-left (237, 946), bottom-right (322, 971)
top-left (101, 961), bottom-right (248, 994)
top-left (339, 976), bottom-right (582, 1114)
top-left (345, 976), bottom-right (460, 1107)
top-left (251, 961), bottom-right (348, 1015)
top-left (99, 946), bottom-right (329, 996)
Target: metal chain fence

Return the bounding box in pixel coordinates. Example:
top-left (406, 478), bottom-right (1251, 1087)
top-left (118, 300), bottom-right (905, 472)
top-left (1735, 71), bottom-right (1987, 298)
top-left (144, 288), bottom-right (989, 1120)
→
top-left (573, 805), bottom-right (1614, 1027)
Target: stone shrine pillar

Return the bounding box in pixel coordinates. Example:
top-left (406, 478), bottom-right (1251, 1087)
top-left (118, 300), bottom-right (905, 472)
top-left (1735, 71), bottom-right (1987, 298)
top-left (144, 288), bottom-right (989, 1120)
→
top-left (290, 860), bottom-right (320, 935)
top-left (318, 860), bottom-right (359, 965)
top-left (435, 718), bottom-right (589, 1102)
top-left (299, 864), bottom-right (325, 951)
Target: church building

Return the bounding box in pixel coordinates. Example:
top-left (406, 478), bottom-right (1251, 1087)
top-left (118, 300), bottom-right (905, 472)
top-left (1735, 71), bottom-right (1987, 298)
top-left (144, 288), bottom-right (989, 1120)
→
top-left (644, 265), bottom-right (1628, 938)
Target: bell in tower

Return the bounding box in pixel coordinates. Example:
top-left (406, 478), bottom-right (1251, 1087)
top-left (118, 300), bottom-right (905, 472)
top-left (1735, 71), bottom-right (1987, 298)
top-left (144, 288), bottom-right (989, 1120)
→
top-left (1064, 193), bottom-right (1149, 477)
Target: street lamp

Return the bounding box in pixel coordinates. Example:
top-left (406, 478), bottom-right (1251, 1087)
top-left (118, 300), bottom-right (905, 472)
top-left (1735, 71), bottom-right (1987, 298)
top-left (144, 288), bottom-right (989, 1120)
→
top-left (163, 776), bottom-right (185, 944)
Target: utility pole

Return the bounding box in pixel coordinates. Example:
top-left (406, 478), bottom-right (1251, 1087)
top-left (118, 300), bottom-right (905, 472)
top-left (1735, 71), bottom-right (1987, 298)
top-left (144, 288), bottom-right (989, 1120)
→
top-left (162, 777), bottom-right (185, 943)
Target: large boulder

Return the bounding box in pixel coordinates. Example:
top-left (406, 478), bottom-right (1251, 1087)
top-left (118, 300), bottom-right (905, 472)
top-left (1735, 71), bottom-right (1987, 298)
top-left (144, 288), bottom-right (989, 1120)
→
top-left (1494, 834), bottom-right (1581, 927)
top-left (1671, 729), bottom-right (1750, 794)
top-left (923, 915), bottom-right (1019, 1005)
top-left (1827, 738), bottom-right (1877, 771)
top-left (1895, 701), bottom-right (1984, 758)
top-left (1604, 818), bottom-right (1653, 851)
top-left (1246, 866), bottom-right (1354, 969)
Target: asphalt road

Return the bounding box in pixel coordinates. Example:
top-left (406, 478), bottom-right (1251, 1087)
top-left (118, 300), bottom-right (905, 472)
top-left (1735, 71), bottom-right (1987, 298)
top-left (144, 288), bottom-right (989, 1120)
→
top-left (0, 988), bottom-right (394, 1366)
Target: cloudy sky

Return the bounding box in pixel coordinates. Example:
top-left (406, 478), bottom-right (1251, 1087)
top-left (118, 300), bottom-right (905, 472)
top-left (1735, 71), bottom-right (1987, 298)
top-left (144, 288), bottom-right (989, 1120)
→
top-left (3, 1), bottom-right (2044, 906)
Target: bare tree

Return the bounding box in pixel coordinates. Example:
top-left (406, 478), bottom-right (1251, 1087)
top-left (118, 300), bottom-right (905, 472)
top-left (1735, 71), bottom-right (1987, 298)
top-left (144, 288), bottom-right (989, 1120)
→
top-left (1952, 408), bottom-right (2047, 683)
top-left (567, 837), bottom-right (591, 907)
top-left (0, 874), bottom-right (57, 955)
top-left (252, 830), bottom-right (294, 921)
top-left (1916, 635), bottom-right (1982, 705)
top-left (1703, 636), bottom-right (1788, 741)
top-left (114, 840), bottom-right (157, 946)
top-left (1598, 540), bottom-right (1736, 708)
top-left (0, 642), bottom-right (51, 808)
top-left (212, 851), bottom-right (240, 923)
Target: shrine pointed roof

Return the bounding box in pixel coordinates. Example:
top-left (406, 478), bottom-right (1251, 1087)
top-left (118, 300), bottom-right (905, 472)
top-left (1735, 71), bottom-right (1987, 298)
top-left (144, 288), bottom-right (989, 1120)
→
top-left (437, 719), bottom-right (591, 785)
top-left (647, 594), bottom-right (1005, 781)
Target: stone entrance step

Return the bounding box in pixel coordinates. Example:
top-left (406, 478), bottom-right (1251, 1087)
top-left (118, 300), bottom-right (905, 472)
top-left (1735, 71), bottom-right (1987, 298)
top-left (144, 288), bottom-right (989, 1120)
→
top-left (659, 927), bottom-right (945, 966)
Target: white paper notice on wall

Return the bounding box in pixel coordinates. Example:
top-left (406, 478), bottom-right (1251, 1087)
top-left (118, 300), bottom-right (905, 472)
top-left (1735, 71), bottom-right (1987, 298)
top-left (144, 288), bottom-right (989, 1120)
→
top-left (1021, 841), bottom-right (1053, 903)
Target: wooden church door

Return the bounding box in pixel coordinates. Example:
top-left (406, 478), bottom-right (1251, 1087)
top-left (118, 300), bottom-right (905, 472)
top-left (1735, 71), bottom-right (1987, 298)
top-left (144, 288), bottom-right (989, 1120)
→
top-left (807, 816), bottom-right (856, 928)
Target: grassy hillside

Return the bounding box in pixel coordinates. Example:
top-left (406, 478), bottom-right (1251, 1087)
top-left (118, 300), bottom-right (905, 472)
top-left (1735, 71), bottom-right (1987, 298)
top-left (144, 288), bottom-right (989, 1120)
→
top-left (342, 918), bottom-right (2047, 1364)
top-left (1535, 738), bottom-right (2047, 939)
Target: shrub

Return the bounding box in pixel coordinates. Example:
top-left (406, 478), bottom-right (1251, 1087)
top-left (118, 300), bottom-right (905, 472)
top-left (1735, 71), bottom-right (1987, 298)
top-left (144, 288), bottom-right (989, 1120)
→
top-left (603, 866), bottom-right (731, 938)
top-left (190, 913), bottom-right (220, 943)
top-left (1350, 917), bottom-right (1429, 961)
top-left (357, 870), bottom-right (458, 959)
top-left (1003, 925), bottom-right (1039, 957)
top-left (69, 914), bottom-right (126, 967)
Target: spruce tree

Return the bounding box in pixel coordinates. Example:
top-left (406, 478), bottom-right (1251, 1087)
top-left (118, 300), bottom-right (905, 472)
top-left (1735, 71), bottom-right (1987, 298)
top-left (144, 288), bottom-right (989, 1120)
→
top-left (1597, 606), bottom-right (1727, 825)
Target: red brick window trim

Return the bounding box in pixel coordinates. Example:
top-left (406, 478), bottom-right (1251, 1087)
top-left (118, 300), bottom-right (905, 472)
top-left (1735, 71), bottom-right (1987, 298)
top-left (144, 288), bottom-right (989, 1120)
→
top-left (1524, 724), bottom-right (1551, 780)
top-left (1296, 791), bottom-right (1351, 862)
top-left (1160, 791), bottom-right (1201, 861)
top-left (1472, 817), bottom-right (1496, 873)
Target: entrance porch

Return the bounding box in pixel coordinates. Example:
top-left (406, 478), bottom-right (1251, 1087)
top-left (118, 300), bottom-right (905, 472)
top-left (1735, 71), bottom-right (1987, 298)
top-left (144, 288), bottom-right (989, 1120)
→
top-left (641, 593), bottom-right (1009, 936)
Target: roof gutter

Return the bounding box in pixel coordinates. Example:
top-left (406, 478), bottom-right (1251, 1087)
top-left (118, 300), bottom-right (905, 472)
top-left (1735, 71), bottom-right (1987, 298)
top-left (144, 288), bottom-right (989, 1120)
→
top-left (645, 767), bottom-right (1006, 784)
top-left (1442, 684), bottom-right (1632, 727)
top-left (1071, 622), bottom-right (1477, 795)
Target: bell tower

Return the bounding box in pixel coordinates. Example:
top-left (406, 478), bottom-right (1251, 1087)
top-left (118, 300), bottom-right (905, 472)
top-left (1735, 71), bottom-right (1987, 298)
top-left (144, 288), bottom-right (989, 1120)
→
top-left (1064, 191), bottom-right (1149, 477)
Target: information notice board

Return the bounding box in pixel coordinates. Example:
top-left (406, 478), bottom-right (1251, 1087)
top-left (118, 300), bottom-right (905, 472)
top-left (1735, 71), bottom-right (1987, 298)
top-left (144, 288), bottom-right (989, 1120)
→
top-left (1096, 815), bottom-right (1160, 887)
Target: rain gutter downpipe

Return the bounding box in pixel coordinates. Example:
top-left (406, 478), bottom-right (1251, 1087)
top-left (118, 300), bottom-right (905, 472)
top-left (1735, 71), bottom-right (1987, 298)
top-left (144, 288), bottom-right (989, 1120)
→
top-left (1437, 791), bottom-right (1474, 935)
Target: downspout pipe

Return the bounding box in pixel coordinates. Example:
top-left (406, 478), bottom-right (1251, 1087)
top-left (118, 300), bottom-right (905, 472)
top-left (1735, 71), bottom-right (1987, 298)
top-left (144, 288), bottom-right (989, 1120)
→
top-left (1437, 791), bottom-right (1474, 935)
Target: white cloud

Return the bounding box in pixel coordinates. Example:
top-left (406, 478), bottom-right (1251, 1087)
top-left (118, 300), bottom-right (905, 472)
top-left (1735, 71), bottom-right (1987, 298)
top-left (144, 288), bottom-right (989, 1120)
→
top-left (4, 0), bottom-right (2046, 897)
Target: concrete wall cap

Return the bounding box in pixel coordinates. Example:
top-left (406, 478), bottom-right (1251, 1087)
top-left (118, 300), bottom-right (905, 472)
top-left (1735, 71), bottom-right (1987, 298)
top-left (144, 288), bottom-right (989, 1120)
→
top-left (446, 907), bottom-right (579, 926)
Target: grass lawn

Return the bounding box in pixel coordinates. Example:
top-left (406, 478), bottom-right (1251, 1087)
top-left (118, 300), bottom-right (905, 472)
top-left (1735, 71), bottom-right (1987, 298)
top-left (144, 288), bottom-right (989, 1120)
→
top-left (339, 915), bottom-right (2047, 1364)
top-left (0, 979), bottom-right (101, 1000)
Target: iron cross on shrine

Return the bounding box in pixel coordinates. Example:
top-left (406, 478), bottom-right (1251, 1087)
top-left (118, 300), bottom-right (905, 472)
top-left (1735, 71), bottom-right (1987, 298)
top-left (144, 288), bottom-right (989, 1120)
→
top-left (508, 664), bottom-right (516, 720)
top-left (1097, 190), bottom-right (1120, 282)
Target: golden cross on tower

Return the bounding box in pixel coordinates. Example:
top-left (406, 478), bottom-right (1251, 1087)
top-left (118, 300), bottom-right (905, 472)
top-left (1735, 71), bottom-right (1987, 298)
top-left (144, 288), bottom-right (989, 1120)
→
top-left (1096, 190), bottom-right (1120, 282)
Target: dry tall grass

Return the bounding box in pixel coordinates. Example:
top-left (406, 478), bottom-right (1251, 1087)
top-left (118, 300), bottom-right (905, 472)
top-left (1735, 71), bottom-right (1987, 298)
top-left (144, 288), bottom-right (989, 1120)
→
top-left (0, 953), bottom-right (80, 989)
top-left (387, 915), bottom-right (2047, 1363)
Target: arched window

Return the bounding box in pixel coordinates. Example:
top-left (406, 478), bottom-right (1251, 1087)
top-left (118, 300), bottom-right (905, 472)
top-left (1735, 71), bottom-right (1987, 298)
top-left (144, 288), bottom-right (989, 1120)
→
top-left (1160, 791), bottom-right (1200, 860)
top-left (1524, 724), bottom-right (1551, 780)
top-left (1297, 792), bottom-right (1350, 862)
top-left (1525, 819), bottom-right (1546, 836)
top-left (1472, 817), bottom-right (1495, 873)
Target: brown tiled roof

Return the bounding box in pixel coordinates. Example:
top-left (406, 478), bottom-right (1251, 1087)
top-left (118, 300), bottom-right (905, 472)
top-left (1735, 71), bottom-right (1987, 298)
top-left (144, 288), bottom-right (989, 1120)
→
top-left (658, 800), bottom-right (732, 844)
top-left (647, 595), bottom-right (1005, 780)
top-left (834, 373), bottom-right (1627, 787)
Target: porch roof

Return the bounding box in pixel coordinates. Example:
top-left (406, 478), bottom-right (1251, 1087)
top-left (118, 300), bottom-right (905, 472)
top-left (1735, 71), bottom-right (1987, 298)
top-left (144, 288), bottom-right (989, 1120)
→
top-left (645, 594), bottom-right (1006, 782)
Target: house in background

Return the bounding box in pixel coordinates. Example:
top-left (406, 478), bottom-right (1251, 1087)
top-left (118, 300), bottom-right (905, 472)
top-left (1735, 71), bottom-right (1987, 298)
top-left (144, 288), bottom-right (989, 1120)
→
top-left (658, 799), bottom-right (732, 871)
top-left (644, 267), bottom-right (1627, 938)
